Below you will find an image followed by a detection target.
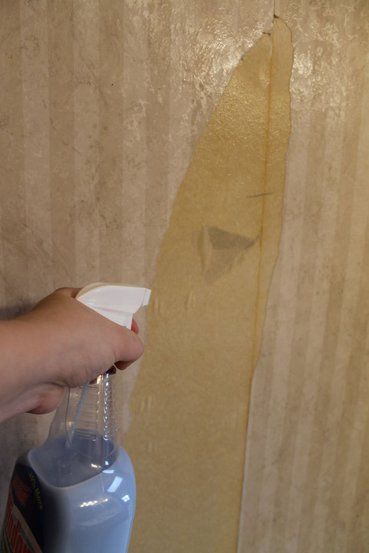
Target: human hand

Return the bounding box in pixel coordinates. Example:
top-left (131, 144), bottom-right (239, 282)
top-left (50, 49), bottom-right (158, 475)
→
top-left (0, 288), bottom-right (144, 420)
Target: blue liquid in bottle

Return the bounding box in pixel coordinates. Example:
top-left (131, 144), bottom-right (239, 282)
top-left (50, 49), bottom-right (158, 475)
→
top-left (1, 374), bottom-right (135, 553)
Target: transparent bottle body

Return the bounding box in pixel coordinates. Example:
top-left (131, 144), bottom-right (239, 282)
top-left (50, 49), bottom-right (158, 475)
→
top-left (31, 373), bottom-right (119, 487)
top-left (17, 374), bottom-right (135, 553)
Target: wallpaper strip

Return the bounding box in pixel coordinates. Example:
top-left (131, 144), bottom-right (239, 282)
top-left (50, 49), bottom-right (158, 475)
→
top-left (144, 1), bottom-right (172, 284)
top-left (97, 1), bottom-right (125, 283)
top-left (73, 0), bottom-right (100, 285)
top-left (126, 19), bottom-right (292, 553)
top-left (240, 2), bottom-right (369, 551)
top-left (47, 2), bottom-right (76, 287)
top-left (120, 0), bottom-right (148, 287)
top-left (20, 0), bottom-right (53, 303)
top-left (0, 1), bottom-right (28, 316)
top-left (339, 61), bottom-right (369, 552)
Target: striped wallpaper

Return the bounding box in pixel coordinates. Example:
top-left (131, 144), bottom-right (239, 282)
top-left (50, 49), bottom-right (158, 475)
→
top-left (0, 1), bottom-right (369, 552)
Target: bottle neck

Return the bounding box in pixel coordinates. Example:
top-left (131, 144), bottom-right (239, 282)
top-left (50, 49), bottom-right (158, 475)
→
top-left (49, 372), bottom-right (119, 470)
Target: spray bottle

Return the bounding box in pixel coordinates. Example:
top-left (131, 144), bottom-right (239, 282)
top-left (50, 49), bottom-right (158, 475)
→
top-left (1, 283), bottom-right (150, 553)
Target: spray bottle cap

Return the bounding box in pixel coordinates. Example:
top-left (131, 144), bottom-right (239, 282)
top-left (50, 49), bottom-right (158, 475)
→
top-left (76, 283), bottom-right (151, 329)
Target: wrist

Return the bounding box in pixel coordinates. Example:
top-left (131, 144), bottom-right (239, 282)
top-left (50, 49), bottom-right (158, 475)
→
top-left (3, 317), bottom-right (53, 386)
top-left (15, 309), bottom-right (83, 387)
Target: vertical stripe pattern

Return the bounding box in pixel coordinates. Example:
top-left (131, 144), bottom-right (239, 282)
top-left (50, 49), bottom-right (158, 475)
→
top-left (0, 1), bottom-right (28, 316)
top-left (47, 1), bottom-right (76, 287)
top-left (73, 0), bottom-right (100, 285)
top-left (0, 2), bottom-right (369, 552)
top-left (241, 1), bottom-right (369, 552)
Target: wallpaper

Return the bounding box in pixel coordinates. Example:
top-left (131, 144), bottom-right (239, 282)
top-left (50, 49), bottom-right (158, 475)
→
top-left (0, 1), bottom-right (369, 552)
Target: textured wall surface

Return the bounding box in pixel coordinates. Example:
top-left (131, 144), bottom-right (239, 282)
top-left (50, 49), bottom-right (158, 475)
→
top-left (0, 1), bottom-right (369, 552)
top-left (126, 19), bottom-right (293, 553)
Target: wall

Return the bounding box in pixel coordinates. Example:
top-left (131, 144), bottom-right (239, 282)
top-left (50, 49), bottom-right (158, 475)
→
top-left (0, 1), bottom-right (369, 552)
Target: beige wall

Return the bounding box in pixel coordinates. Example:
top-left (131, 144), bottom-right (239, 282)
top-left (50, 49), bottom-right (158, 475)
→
top-left (1, 1), bottom-right (369, 552)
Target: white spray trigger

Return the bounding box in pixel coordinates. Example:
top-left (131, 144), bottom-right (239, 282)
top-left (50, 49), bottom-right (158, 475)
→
top-left (76, 283), bottom-right (151, 329)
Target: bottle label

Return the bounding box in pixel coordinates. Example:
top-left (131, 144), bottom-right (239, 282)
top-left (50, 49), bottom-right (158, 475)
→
top-left (1, 463), bottom-right (43, 553)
